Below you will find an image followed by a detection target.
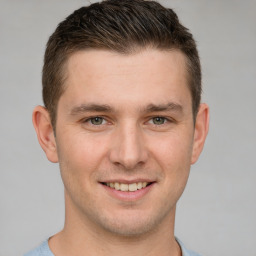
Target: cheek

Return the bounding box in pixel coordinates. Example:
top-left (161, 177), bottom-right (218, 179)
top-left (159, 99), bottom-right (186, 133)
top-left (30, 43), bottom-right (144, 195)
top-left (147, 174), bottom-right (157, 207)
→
top-left (151, 131), bottom-right (193, 186)
top-left (56, 132), bottom-right (108, 188)
top-left (58, 131), bottom-right (107, 165)
top-left (152, 131), bottom-right (193, 166)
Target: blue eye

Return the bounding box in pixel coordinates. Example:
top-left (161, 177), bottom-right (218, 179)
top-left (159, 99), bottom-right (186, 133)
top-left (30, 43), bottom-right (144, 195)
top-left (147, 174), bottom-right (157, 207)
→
top-left (152, 117), bottom-right (167, 125)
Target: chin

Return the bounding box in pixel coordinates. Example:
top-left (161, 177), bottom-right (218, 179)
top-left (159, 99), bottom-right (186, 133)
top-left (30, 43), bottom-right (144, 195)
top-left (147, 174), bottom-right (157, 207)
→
top-left (103, 222), bottom-right (153, 237)
top-left (96, 210), bottom-right (165, 238)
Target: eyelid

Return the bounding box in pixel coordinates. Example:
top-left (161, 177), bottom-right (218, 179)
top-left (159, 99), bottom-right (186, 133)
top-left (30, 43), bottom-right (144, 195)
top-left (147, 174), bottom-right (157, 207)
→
top-left (147, 116), bottom-right (174, 124)
top-left (80, 115), bottom-right (175, 127)
top-left (82, 116), bottom-right (108, 125)
top-left (148, 117), bottom-right (165, 124)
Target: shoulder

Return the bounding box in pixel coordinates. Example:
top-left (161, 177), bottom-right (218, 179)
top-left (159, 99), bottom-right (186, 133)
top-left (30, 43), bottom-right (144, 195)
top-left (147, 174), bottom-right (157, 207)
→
top-left (25, 238), bottom-right (201, 256)
top-left (176, 238), bottom-right (202, 256)
top-left (24, 240), bottom-right (54, 256)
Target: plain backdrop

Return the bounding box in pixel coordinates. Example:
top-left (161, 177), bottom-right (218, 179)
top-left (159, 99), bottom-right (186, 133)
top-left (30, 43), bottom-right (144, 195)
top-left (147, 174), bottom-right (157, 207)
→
top-left (0, 0), bottom-right (255, 255)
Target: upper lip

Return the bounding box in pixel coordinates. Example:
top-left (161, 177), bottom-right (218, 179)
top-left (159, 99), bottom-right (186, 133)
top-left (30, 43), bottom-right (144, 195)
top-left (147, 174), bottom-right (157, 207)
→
top-left (100, 179), bottom-right (155, 184)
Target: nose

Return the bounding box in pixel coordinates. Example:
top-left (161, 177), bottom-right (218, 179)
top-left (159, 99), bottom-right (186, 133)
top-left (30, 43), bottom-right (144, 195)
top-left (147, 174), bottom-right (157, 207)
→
top-left (109, 122), bottom-right (148, 170)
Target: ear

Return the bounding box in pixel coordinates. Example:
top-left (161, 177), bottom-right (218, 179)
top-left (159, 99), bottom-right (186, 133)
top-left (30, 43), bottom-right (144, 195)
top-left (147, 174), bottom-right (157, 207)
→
top-left (191, 103), bottom-right (209, 164)
top-left (32, 106), bottom-right (59, 163)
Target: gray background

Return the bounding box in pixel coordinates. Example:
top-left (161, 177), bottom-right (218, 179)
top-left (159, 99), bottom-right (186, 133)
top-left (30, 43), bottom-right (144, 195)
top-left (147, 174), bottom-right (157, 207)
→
top-left (0, 0), bottom-right (255, 255)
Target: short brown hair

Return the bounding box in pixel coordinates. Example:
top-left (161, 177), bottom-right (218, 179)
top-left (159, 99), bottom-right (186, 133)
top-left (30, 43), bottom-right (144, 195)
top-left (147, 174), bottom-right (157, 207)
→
top-left (43, 0), bottom-right (201, 128)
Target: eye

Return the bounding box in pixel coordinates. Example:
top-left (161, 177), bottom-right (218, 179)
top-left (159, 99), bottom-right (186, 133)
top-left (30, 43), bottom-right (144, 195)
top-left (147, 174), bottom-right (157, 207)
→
top-left (88, 117), bottom-right (106, 125)
top-left (151, 117), bottom-right (167, 125)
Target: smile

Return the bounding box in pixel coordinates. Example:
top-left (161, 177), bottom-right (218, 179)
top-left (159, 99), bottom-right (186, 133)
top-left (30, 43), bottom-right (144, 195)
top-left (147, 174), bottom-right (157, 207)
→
top-left (102, 182), bottom-right (151, 192)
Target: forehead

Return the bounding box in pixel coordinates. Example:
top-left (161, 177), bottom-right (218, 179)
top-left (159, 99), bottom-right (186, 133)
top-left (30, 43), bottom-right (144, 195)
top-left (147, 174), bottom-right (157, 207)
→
top-left (67, 48), bottom-right (187, 81)
top-left (61, 48), bottom-right (191, 112)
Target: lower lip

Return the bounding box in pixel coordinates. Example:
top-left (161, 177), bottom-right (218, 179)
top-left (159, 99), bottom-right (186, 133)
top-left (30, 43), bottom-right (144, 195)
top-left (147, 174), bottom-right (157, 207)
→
top-left (101, 183), bottom-right (155, 201)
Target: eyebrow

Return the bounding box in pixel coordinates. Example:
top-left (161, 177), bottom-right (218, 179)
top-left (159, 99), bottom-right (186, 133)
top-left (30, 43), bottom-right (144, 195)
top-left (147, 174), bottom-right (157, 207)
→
top-left (70, 102), bottom-right (183, 116)
top-left (143, 102), bottom-right (183, 114)
top-left (70, 104), bottom-right (113, 115)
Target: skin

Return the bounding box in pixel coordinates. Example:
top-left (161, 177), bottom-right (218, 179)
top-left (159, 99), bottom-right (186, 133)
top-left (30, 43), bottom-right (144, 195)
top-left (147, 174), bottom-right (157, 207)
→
top-left (33, 49), bottom-right (209, 256)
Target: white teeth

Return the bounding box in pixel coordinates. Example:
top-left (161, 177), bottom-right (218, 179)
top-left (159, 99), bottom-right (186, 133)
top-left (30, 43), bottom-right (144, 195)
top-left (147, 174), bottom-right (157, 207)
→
top-left (137, 182), bottom-right (142, 189)
top-left (120, 183), bottom-right (129, 191)
top-left (105, 182), bottom-right (149, 191)
top-left (128, 183), bottom-right (137, 192)
top-left (114, 182), bottom-right (120, 190)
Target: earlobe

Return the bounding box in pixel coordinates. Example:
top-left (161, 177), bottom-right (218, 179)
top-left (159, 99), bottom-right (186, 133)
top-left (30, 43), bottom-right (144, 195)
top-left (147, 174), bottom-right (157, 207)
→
top-left (191, 103), bottom-right (209, 164)
top-left (32, 106), bottom-right (59, 163)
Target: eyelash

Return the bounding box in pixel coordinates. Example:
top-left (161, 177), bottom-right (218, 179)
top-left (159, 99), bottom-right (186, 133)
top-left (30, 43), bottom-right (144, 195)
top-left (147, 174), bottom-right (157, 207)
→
top-left (83, 116), bottom-right (107, 126)
top-left (82, 116), bottom-right (174, 127)
top-left (149, 116), bottom-right (168, 125)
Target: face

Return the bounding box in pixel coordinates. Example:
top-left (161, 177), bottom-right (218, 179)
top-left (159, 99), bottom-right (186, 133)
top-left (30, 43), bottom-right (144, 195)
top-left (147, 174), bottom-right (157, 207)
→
top-left (38, 49), bottom-right (208, 237)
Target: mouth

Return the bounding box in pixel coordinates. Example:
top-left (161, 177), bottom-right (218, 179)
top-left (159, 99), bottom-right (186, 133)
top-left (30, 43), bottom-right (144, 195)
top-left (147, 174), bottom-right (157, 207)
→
top-left (101, 181), bottom-right (154, 192)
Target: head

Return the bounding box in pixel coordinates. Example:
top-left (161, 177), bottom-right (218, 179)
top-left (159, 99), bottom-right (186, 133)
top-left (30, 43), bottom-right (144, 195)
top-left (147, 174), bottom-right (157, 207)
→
top-left (42, 0), bottom-right (201, 130)
top-left (33, 0), bottom-right (209, 242)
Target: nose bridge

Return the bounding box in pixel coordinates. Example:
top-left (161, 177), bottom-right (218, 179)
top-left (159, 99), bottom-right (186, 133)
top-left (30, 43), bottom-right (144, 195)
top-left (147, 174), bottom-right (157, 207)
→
top-left (109, 120), bottom-right (147, 169)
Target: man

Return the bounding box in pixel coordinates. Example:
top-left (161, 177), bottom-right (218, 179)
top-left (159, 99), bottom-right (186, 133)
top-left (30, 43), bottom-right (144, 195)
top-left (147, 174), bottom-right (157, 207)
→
top-left (26, 0), bottom-right (209, 255)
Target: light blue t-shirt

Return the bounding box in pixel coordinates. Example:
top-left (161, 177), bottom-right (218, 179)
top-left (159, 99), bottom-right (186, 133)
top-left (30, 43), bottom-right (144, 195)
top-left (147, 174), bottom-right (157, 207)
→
top-left (24, 238), bottom-right (201, 256)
